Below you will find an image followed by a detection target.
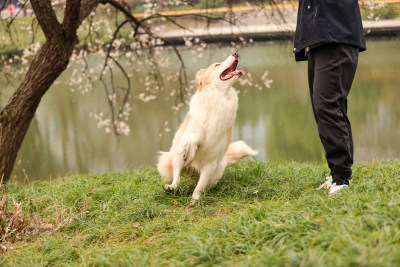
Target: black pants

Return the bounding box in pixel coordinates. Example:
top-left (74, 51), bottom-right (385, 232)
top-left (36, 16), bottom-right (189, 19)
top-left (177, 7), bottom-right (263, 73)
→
top-left (308, 43), bottom-right (359, 185)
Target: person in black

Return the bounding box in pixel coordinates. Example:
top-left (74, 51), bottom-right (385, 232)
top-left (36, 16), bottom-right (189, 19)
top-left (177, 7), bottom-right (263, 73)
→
top-left (293, 0), bottom-right (366, 194)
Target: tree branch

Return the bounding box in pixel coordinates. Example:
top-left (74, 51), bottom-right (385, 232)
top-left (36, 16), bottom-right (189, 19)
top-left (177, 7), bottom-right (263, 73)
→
top-left (79, 0), bottom-right (101, 25)
top-left (99, 19), bottom-right (130, 80)
top-left (0, 0), bottom-right (9, 12)
top-left (63, 0), bottom-right (82, 41)
top-left (103, 0), bottom-right (141, 28)
top-left (30, 0), bottom-right (63, 40)
top-left (5, 0), bottom-right (29, 28)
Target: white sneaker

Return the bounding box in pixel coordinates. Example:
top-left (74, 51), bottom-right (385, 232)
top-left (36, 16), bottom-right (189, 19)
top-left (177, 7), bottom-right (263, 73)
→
top-left (329, 183), bottom-right (348, 195)
top-left (317, 176), bottom-right (333, 190)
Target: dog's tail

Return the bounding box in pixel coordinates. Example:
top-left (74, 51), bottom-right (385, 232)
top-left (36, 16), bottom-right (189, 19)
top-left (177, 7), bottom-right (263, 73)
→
top-left (157, 151), bottom-right (173, 180)
top-left (224, 141), bottom-right (258, 167)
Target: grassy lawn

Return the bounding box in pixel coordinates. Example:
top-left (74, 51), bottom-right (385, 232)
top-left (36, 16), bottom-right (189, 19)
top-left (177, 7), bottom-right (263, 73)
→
top-left (1, 160), bottom-right (399, 266)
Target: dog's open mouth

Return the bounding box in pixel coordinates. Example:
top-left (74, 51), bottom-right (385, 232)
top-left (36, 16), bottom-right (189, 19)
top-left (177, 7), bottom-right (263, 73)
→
top-left (220, 59), bottom-right (246, 81)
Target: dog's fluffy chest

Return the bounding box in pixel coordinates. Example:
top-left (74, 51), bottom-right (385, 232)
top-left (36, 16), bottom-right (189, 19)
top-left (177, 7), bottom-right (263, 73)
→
top-left (189, 88), bottom-right (238, 138)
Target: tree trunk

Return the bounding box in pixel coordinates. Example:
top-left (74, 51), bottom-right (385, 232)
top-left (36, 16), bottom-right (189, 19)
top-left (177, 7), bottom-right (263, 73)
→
top-left (0, 38), bottom-right (76, 183)
top-left (0, 0), bottom-right (100, 183)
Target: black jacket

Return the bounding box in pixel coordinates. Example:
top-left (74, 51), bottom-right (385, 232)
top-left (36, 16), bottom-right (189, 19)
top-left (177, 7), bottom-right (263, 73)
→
top-left (293, 0), bottom-right (367, 61)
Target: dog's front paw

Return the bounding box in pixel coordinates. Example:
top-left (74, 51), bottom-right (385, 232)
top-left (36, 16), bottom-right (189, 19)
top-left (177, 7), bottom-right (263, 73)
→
top-left (165, 183), bottom-right (177, 191)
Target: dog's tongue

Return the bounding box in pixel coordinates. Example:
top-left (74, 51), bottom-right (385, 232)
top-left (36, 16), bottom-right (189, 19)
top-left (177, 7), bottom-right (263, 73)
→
top-left (221, 70), bottom-right (246, 80)
top-left (232, 70), bottom-right (246, 77)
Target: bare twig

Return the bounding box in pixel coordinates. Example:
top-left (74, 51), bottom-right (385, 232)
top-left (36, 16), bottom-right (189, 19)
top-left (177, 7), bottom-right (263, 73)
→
top-left (0, 0), bottom-right (10, 12)
top-left (99, 19), bottom-right (129, 80)
top-left (110, 57), bottom-right (131, 109)
top-left (5, 0), bottom-right (29, 29)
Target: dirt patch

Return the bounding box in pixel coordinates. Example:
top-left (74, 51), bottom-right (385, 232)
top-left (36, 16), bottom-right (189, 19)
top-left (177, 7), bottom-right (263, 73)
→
top-left (0, 187), bottom-right (55, 252)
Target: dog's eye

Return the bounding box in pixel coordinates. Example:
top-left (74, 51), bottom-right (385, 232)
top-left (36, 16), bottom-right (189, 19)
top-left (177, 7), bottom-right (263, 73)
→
top-left (215, 64), bottom-right (220, 67)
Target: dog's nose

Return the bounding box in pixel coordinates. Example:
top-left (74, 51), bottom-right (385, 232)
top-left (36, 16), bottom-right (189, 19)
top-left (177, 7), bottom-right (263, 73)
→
top-left (232, 52), bottom-right (239, 59)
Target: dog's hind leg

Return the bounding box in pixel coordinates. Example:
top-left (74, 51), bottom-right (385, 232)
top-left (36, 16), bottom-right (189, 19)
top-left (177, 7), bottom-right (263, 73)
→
top-left (157, 152), bottom-right (173, 182)
top-left (208, 161), bottom-right (227, 188)
top-left (192, 163), bottom-right (218, 200)
top-left (165, 153), bottom-right (183, 190)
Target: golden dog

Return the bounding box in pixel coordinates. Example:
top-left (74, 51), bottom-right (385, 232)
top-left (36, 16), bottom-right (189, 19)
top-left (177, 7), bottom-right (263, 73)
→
top-left (158, 53), bottom-right (257, 200)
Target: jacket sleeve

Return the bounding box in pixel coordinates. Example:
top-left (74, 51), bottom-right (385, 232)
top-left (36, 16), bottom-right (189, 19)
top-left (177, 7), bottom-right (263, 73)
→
top-left (295, 49), bottom-right (308, 62)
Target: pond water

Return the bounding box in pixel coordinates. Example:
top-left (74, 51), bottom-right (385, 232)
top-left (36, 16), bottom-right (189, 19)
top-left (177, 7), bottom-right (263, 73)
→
top-left (6, 40), bottom-right (400, 182)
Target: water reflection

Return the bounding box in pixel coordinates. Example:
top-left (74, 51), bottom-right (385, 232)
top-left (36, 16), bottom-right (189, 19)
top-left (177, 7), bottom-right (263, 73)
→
top-left (6, 40), bottom-right (400, 182)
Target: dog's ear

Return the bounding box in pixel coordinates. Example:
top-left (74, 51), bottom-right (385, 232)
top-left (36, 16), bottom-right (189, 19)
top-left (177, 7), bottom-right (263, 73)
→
top-left (195, 69), bottom-right (207, 91)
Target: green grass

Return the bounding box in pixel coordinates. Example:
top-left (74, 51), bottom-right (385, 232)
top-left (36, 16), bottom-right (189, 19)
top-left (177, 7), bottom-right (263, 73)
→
top-left (1, 160), bottom-right (400, 266)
